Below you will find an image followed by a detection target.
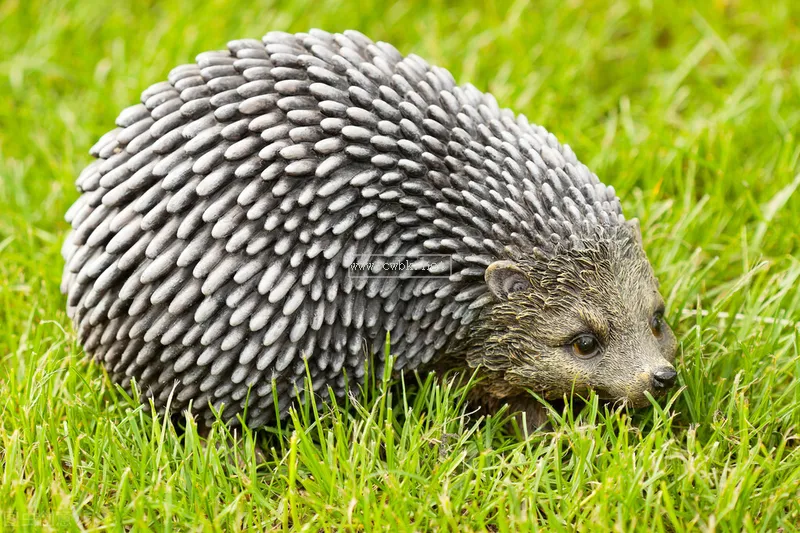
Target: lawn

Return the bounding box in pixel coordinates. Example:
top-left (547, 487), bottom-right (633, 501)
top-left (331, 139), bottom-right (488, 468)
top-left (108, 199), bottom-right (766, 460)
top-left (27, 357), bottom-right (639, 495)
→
top-left (1, 0), bottom-right (799, 530)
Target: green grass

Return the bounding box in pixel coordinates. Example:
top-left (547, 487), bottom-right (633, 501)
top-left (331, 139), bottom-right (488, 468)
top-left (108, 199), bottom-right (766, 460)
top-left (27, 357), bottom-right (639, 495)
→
top-left (1, 0), bottom-right (800, 530)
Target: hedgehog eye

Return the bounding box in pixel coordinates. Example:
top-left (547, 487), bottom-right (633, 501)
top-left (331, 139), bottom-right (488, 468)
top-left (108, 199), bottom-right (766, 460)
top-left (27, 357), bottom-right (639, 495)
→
top-left (650, 313), bottom-right (664, 338)
top-left (570, 334), bottom-right (601, 358)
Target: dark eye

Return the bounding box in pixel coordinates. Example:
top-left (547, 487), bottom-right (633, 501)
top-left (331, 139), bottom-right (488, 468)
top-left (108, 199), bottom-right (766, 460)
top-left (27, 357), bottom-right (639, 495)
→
top-left (571, 334), bottom-right (601, 358)
top-left (650, 313), bottom-right (664, 338)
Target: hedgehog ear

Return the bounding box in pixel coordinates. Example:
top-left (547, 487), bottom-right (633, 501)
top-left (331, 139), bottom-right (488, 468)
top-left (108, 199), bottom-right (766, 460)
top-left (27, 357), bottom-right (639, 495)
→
top-left (625, 218), bottom-right (643, 247)
top-left (485, 260), bottom-right (531, 301)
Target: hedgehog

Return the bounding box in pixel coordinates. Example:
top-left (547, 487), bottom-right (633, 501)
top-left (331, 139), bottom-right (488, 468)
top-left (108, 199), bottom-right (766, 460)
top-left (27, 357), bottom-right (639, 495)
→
top-left (61, 29), bottom-right (679, 432)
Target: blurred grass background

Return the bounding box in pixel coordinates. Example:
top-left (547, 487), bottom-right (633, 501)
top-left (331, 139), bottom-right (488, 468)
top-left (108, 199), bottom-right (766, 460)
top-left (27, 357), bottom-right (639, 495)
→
top-left (1, 0), bottom-right (799, 530)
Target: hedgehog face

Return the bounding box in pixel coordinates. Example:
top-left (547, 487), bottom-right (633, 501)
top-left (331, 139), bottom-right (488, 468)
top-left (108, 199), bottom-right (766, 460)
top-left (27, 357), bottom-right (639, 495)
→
top-left (473, 224), bottom-right (678, 408)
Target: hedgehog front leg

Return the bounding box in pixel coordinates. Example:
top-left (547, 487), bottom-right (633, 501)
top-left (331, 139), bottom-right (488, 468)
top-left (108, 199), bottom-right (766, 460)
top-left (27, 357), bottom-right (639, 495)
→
top-left (432, 361), bottom-right (551, 436)
top-left (504, 394), bottom-right (551, 436)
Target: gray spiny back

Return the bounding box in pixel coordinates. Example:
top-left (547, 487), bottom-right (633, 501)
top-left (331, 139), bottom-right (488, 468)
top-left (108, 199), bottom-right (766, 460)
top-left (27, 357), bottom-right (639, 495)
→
top-left (62, 29), bottom-right (625, 427)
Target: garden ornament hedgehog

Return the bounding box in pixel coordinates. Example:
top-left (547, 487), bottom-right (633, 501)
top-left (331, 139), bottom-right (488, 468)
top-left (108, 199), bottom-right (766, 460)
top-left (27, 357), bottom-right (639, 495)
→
top-left (62, 29), bottom-right (678, 432)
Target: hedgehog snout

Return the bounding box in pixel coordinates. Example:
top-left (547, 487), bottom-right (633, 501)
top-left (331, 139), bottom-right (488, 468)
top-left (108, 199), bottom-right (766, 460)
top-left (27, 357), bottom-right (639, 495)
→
top-left (651, 366), bottom-right (678, 390)
top-left (618, 359), bottom-right (678, 406)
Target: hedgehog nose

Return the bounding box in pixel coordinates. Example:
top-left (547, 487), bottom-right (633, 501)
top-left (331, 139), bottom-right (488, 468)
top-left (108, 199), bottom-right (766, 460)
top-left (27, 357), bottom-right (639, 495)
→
top-left (651, 367), bottom-right (677, 390)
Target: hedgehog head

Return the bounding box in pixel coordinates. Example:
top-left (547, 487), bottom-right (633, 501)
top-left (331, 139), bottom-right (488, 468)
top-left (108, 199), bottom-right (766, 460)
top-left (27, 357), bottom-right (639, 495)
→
top-left (465, 219), bottom-right (678, 408)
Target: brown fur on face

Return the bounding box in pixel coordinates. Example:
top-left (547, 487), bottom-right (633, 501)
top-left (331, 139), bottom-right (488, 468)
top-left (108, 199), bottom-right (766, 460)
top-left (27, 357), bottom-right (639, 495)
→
top-left (445, 223), bottom-right (678, 426)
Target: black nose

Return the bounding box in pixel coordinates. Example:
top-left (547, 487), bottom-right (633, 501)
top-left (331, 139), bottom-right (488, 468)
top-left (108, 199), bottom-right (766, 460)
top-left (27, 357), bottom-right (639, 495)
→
top-left (652, 367), bottom-right (677, 390)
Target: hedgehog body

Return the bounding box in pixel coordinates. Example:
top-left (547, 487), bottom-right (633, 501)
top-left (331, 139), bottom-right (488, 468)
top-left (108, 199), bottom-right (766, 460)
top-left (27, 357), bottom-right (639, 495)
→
top-left (62, 29), bottom-right (675, 429)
